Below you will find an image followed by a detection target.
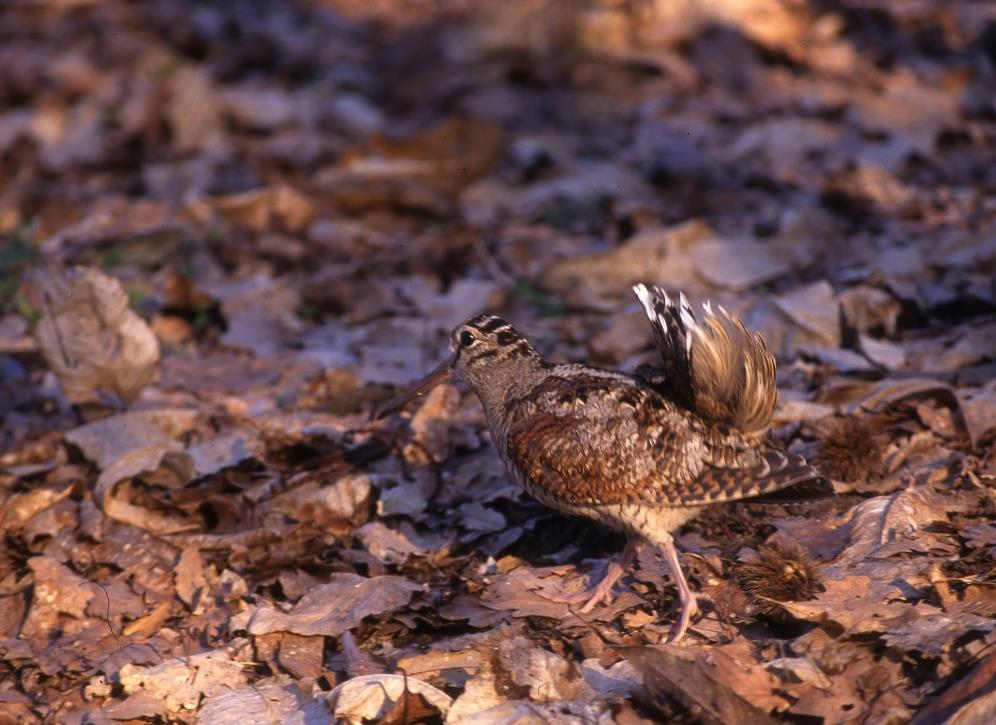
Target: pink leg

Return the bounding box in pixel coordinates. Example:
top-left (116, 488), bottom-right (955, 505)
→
top-left (544, 539), bottom-right (642, 612)
top-left (660, 533), bottom-right (698, 644)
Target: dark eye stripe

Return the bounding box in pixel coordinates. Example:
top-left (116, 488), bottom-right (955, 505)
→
top-left (471, 316), bottom-right (505, 333)
top-left (495, 330), bottom-right (520, 346)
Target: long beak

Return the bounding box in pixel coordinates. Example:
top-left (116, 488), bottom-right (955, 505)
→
top-left (373, 358), bottom-right (453, 420)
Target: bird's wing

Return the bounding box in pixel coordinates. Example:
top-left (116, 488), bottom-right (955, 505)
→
top-left (506, 374), bottom-right (822, 507)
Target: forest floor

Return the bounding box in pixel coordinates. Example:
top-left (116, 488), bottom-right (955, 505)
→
top-left (1, 1), bottom-right (995, 723)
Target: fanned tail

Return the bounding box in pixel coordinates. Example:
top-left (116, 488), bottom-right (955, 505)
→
top-left (633, 284), bottom-right (778, 438)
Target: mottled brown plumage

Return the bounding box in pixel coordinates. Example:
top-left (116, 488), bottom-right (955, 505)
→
top-left (377, 284), bottom-right (828, 642)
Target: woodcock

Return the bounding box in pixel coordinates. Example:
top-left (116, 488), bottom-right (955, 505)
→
top-left (377, 284), bottom-right (828, 643)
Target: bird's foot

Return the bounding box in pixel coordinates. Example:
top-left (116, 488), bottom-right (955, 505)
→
top-left (540, 560), bottom-right (625, 612)
top-left (665, 588), bottom-right (699, 644)
top-left (539, 540), bottom-right (641, 613)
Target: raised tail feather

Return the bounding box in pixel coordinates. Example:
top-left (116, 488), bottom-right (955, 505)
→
top-left (633, 284), bottom-right (778, 438)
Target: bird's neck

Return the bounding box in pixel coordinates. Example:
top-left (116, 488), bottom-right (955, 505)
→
top-left (461, 354), bottom-right (548, 422)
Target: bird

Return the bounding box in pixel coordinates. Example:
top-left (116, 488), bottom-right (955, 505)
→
top-left (376, 284), bottom-right (828, 643)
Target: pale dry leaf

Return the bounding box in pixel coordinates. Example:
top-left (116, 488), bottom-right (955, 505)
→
top-left (119, 650), bottom-right (249, 714)
top-left (541, 221), bottom-right (711, 309)
top-left (220, 85), bottom-right (299, 130)
top-left (688, 237), bottom-right (793, 291)
top-left (93, 692), bottom-right (166, 722)
top-left (835, 486), bottom-right (950, 566)
top-left (66, 408), bottom-right (199, 469)
top-left (498, 636), bottom-right (582, 701)
top-left (377, 482), bottom-right (429, 518)
top-left (511, 160), bottom-right (652, 219)
top-left (186, 434), bottom-right (260, 477)
top-left (744, 282), bottom-right (840, 360)
top-left (274, 473), bottom-right (372, 523)
top-left (923, 322), bottom-right (996, 373)
top-left (449, 699), bottom-right (611, 725)
top-left (208, 273), bottom-right (301, 357)
top-left (27, 556), bottom-right (95, 620)
top-left (186, 185), bottom-right (316, 233)
top-left (858, 334), bottom-right (906, 369)
top-left (578, 658), bottom-right (642, 699)
top-left (779, 572), bottom-right (909, 634)
top-left (408, 278), bottom-right (503, 332)
top-left (771, 280), bottom-right (840, 349)
top-left (199, 674), bottom-right (332, 725)
top-left (480, 564), bottom-right (644, 622)
top-left (944, 691), bottom-right (996, 725)
top-left (394, 650), bottom-right (482, 681)
top-left (837, 285), bottom-right (902, 337)
top-left (167, 65), bottom-right (225, 154)
top-left (882, 607), bottom-right (996, 657)
top-left (405, 383), bottom-right (461, 464)
top-left (848, 377), bottom-right (961, 416)
top-left (957, 384), bottom-right (996, 449)
top-left (458, 502), bottom-right (507, 535)
top-left (0, 483), bottom-right (74, 534)
top-left (327, 673), bottom-right (451, 725)
top-left (175, 546), bottom-right (208, 611)
top-left (246, 573), bottom-right (421, 636)
top-left (35, 266), bottom-right (161, 405)
top-left (355, 521), bottom-right (430, 564)
top-left (446, 654), bottom-right (505, 722)
top-left (764, 657), bottom-right (832, 690)
top-left (94, 445), bottom-right (195, 533)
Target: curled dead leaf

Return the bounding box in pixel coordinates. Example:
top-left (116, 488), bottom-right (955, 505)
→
top-left (327, 673), bottom-right (451, 725)
top-left (245, 573), bottom-right (421, 637)
top-left (34, 266), bottom-right (160, 405)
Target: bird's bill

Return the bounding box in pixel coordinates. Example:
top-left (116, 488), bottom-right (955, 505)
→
top-left (374, 359), bottom-right (452, 420)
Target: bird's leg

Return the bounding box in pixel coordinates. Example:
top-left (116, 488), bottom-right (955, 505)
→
top-left (577, 538), bottom-right (641, 613)
top-left (660, 533), bottom-right (698, 644)
top-left (542, 539), bottom-right (641, 611)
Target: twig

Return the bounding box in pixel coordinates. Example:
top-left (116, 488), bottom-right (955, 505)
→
top-left (79, 580), bottom-right (120, 642)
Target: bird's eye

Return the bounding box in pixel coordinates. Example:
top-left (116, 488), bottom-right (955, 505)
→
top-left (459, 330), bottom-right (477, 347)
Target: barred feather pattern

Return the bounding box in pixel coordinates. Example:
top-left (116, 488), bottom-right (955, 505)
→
top-left (385, 308), bottom-right (826, 541)
top-left (633, 284), bottom-right (777, 438)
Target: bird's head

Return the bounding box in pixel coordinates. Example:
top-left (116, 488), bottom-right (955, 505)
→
top-left (374, 313), bottom-right (541, 419)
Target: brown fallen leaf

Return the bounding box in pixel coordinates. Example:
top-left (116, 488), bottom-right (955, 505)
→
top-left (540, 220), bottom-right (711, 309)
top-left (620, 645), bottom-right (783, 725)
top-left (498, 636), bottom-right (583, 702)
top-left (479, 564), bottom-right (645, 623)
top-left (327, 673), bottom-right (451, 725)
top-left (776, 561), bottom-right (921, 635)
top-left (122, 601), bottom-right (171, 639)
top-left (835, 486), bottom-right (950, 567)
top-left (910, 651), bottom-right (996, 725)
top-left (185, 184), bottom-right (316, 234)
top-left (688, 236), bottom-right (793, 291)
top-left (118, 650), bottom-right (250, 715)
top-left (245, 573), bottom-right (421, 636)
top-left (378, 686), bottom-right (444, 725)
top-left (174, 546), bottom-right (208, 612)
top-left (166, 65), bottom-right (225, 154)
top-left (34, 266), bottom-right (160, 406)
top-left (19, 556), bottom-right (95, 639)
top-left (404, 382), bottom-right (461, 464)
top-left (0, 483), bottom-right (74, 534)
